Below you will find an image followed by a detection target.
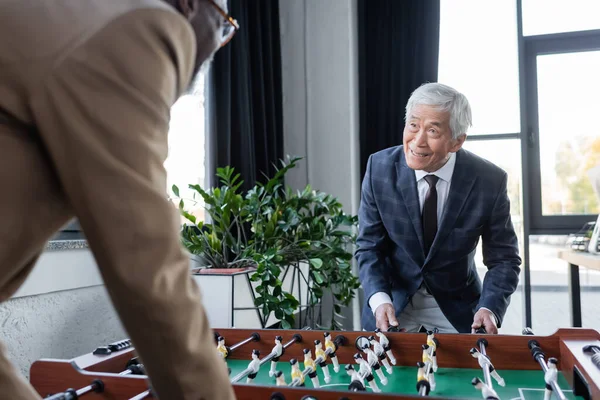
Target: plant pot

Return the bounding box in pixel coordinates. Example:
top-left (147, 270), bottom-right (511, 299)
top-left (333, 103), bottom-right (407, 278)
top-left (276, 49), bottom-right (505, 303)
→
top-left (192, 262), bottom-right (311, 329)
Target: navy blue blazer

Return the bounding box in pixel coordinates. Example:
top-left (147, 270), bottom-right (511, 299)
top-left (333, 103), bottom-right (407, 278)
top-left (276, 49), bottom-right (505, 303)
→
top-left (355, 146), bottom-right (521, 333)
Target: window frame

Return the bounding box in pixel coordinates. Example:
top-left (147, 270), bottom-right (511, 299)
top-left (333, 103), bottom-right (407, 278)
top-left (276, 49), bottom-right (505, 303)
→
top-left (523, 29), bottom-right (600, 235)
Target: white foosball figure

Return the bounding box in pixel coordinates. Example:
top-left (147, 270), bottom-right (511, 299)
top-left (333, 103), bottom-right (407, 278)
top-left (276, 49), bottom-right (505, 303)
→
top-left (416, 361), bottom-right (431, 395)
top-left (362, 344), bottom-right (388, 385)
top-left (324, 332), bottom-right (341, 372)
top-left (472, 377), bottom-right (500, 400)
top-left (290, 358), bottom-right (305, 386)
top-left (544, 357), bottom-right (559, 400)
top-left (354, 353), bottom-right (380, 393)
top-left (216, 336), bottom-right (228, 359)
top-left (369, 335), bottom-right (393, 375)
top-left (269, 336), bottom-right (284, 377)
top-left (426, 330), bottom-right (438, 372)
top-left (274, 370), bottom-right (286, 386)
top-left (421, 345), bottom-right (436, 391)
top-left (375, 328), bottom-right (397, 365)
top-left (246, 350), bottom-right (261, 384)
top-left (303, 348), bottom-right (320, 388)
top-left (470, 348), bottom-right (505, 387)
top-left (314, 339), bottom-right (332, 383)
top-left (345, 364), bottom-right (366, 391)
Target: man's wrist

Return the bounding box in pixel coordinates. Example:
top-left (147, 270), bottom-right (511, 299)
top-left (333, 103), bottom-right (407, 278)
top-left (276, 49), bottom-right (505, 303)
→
top-left (479, 307), bottom-right (498, 325)
top-left (369, 292), bottom-right (392, 315)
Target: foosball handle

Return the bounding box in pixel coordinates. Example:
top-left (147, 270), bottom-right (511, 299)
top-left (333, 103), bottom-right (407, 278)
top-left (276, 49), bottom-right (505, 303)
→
top-left (333, 334), bottom-right (348, 350)
top-left (475, 327), bottom-right (487, 334)
top-left (528, 340), bottom-right (545, 361)
top-left (522, 327), bottom-right (535, 335)
top-left (582, 345), bottom-right (600, 369)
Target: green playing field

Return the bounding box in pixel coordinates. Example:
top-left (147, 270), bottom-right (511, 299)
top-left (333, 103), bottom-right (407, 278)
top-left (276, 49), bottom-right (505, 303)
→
top-left (227, 359), bottom-right (581, 399)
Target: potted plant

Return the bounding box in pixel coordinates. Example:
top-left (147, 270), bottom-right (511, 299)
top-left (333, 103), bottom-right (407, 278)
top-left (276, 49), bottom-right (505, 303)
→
top-left (172, 157), bottom-right (360, 330)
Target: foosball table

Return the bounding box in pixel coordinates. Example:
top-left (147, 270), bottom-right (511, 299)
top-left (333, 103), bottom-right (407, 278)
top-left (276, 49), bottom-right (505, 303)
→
top-left (30, 327), bottom-right (600, 399)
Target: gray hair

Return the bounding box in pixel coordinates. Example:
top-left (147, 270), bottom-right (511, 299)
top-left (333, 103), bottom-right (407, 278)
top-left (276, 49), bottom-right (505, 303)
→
top-left (404, 82), bottom-right (472, 139)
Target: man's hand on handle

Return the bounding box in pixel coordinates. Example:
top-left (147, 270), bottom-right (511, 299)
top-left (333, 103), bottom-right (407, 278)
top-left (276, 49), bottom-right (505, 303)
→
top-left (471, 308), bottom-right (498, 334)
top-left (375, 303), bottom-right (399, 332)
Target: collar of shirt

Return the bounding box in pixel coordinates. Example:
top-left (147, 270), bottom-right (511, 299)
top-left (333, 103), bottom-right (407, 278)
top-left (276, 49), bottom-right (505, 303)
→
top-left (414, 151), bottom-right (457, 183)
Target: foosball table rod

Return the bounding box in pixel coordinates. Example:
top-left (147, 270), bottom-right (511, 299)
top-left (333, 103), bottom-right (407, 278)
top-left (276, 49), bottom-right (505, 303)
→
top-left (231, 334), bottom-right (302, 383)
top-left (474, 327), bottom-right (493, 388)
top-left (128, 389), bottom-right (152, 400)
top-left (528, 339), bottom-right (567, 400)
top-left (44, 379), bottom-right (104, 400)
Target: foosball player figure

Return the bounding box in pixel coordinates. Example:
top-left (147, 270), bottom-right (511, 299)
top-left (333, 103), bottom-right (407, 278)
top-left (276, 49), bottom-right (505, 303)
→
top-left (544, 357), bottom-right (558, 400)
top-left (422, 344), bottom-right (436, 391)
top-left (324, 332), bottom-right (341, 373)
top-left (274, 370), bottom-right (287, 386)
top-left (369, 335), bottom-right (393, 375)
top-left (471, 377), bottom-right (500, 400)
top-left (470, 348), bottom-right (506, 387)
top-left (269, 335), bottom-right (284, 377)
top-left (375, 328), bottom-right (397, 365)
top-left (362, 343), bottom-right (388, 385)
top-left (216, 336), bottom-right (228, 359)
top-left (290, 358), bottom-right (305, 387)
top-left (426, 330), bottom-right (439, 372)
top-left (303, 348), bottom-right (320, 388)
top-left (354, 353), bottom-right (381, 393)
top-left (314, 339), bottom-right (332, 383)
top-left (246, 350), bottom-right (261, 384)
top-left (345, 364), bottom-right (366, 392)
top-left (416, 361), bottom-right (431, 395)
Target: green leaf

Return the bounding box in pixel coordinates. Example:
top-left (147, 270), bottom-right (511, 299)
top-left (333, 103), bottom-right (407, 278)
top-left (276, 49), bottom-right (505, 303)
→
top-left (312, 271), bottom-right (324, 284)
top-left (275, 309), bottom-right (284, 320)
top-left (280, 319), bottom-right (292, 329)
top-left (309, 258), bottom-right (323, 269)
top-left (172, 184), bottom-right (180, 197)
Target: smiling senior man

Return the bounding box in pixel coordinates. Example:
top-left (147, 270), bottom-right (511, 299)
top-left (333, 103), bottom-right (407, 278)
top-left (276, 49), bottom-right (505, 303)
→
top-left (356, 82), bottom-right (521, 335)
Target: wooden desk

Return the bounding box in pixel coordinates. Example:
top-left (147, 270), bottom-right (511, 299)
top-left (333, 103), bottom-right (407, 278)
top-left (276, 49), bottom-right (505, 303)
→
top-left (558, 249), bottom-right (600, 327)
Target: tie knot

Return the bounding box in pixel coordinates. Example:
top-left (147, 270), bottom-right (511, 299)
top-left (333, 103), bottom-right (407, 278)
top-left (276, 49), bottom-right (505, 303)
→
top-left (424, 175), bottom-right (439, 187)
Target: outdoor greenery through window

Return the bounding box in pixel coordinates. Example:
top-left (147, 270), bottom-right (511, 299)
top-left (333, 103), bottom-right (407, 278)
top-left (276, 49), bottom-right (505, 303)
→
top-left (536, 51), bottom-right (600, 216)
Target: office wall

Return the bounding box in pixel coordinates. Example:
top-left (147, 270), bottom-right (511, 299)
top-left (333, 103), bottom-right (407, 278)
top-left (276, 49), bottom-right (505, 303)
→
top-left (1, 245), bottom-right (126, 378)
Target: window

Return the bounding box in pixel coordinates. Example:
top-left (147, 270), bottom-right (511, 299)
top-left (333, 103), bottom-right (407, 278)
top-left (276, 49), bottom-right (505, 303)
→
top-left (438, 0), bottom-right (520, 135)
top-left (524, 33), bottom-right (600, 233)
top-left (522, 0), bottom-right (600, 36)
top-left (535, 51), bottom-right (600, 217)
top-left (165, 73), bottom-right (208, 223)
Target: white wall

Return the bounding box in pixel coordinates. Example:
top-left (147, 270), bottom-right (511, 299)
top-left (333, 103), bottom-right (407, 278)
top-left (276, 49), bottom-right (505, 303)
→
top-left (1, 244), bottom-right (126, 378)
top-left (279, 0), bottom-right (362, 329)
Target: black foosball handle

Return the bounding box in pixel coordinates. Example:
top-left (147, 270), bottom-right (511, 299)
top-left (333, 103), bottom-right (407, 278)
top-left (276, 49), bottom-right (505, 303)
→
top-left (522, 327), bottom-right (535, 335)
top-left (583, 345), bottom-right (600, 370)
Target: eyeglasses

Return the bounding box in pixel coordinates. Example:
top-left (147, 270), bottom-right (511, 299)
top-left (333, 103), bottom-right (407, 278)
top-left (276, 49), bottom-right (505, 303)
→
top-left (206, 0), bottom-right (239, 47)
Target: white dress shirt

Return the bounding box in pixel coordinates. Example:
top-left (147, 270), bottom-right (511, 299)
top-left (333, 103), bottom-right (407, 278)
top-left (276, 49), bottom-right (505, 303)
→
top-left (367, 153), bottom-right (497, 324)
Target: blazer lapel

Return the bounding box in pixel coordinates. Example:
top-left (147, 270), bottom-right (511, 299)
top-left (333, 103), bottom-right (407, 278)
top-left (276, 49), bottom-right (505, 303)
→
top-left (425, 150), bottom-right (477, 264)
top-left (396, 155), bottom-right (425, 255)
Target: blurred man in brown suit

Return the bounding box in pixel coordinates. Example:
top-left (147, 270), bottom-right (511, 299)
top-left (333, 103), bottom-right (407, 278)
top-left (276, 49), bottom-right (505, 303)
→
top-left (0, 0), bottom-right (237, 398)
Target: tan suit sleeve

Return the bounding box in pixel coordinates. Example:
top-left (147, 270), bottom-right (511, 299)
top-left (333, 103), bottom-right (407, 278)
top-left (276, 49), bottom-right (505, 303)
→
top-left (29, 8), bottom-right (235, 400)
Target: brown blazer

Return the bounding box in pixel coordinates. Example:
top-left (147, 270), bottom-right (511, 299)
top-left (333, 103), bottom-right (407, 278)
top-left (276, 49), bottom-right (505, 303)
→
top-left (0, 0), bottom-right (235, 399)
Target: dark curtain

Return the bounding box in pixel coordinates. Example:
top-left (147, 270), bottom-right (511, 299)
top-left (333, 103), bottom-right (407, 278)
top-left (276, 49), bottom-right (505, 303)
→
top-left (358, 0), bottom-right (440, 179)
top-left (207, 0), bottom-right (284, 192)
